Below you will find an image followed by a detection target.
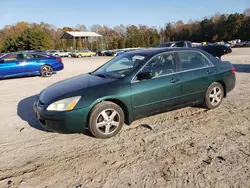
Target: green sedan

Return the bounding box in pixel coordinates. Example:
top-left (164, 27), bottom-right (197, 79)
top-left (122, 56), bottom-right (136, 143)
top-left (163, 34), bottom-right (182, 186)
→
top-left (33, 48), bottom-right (236, 138)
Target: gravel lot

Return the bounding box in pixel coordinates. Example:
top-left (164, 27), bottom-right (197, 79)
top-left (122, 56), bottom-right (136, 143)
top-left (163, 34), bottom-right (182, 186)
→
top-left (0, 48), bottom-right (250, 188)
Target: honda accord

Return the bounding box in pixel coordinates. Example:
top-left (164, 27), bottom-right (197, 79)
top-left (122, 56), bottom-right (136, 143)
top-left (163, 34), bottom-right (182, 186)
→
top-left (33, 48), bottom-right (236, 138)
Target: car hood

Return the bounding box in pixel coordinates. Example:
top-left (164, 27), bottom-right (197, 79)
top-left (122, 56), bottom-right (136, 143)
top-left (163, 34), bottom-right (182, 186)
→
top-left (39, 73), bottom-right (115, 104)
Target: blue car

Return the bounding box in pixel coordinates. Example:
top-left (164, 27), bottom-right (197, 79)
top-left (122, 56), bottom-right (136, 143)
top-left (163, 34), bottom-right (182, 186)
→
top-left (0, 52), bottom-right (64, 79)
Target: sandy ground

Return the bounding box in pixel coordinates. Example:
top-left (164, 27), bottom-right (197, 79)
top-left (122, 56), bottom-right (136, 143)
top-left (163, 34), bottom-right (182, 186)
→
top-left (0, 48), bottom-right (250, 188)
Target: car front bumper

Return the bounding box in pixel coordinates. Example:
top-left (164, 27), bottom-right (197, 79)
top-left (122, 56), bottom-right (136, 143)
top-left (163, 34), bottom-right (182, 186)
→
top-left (33, 99), bottom-right (90, 133)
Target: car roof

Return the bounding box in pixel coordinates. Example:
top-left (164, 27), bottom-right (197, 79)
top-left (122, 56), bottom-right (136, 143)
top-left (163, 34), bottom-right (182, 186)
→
top-left (4, 51), bottom-right (52, 57)
top-left (6, 51), bottom-right (42, 54)
top-left (159, 41), bottom-right (192, 44)
top-left (126, 47), bottom-right (204, 56)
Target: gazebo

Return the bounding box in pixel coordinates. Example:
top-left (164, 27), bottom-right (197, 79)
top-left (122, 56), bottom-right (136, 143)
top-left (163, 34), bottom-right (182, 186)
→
top-left (60, 31), bottom-right (103, 51)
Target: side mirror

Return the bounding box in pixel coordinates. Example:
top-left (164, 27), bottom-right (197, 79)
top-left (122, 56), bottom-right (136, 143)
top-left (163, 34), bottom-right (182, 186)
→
top-left (137, 71), bottom-right (153, 80)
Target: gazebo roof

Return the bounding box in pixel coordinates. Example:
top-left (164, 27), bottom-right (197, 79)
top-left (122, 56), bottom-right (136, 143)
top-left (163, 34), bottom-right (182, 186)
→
top-left (61, 31), bottom-right (102, 39)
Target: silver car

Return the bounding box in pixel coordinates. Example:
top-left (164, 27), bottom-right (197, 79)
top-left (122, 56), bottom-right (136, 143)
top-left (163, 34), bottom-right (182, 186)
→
top-left (46, 50), bottom-right (70, 57)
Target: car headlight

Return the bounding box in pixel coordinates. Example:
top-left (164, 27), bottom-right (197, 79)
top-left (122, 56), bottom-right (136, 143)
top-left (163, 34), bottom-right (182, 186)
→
top-left (46, 96), bottom-right (81, 111)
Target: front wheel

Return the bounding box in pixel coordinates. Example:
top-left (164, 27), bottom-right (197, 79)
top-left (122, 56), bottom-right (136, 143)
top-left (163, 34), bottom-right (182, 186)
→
top-left (40, 65), bottom-right (53, 77)
top-left (88, 101), bottom-right (124, 138)
top-left (203, 82), bottom-right (224, 109)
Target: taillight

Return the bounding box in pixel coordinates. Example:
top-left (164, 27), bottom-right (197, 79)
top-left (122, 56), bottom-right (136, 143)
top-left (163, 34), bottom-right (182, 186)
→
top-left (231, 67), bottom-right (236, 73)
top-left (56, 58), bottom-right (62, 63)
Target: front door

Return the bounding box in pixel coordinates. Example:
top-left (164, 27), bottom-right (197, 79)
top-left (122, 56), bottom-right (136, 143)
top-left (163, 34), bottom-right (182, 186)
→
top-left (177, 51), bottom-right (216, 104)
top-left (130, 52), bottom-right (182, 119)
top-left (0, 53), bottom-right (28, 78)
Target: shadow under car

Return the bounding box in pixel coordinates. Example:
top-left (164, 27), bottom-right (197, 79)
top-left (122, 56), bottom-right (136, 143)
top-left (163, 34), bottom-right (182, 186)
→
top-left (17, 95), bottom-right (93, 137)
top-left (17, 95), bottom-right (49, 132)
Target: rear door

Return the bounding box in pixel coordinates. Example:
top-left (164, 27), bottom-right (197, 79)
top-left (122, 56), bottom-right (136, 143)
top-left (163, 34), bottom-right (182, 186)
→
top-left (23, 53), bottom-right (49, 73)
top-left (131, 52), bottom-right (182, 119)
top-left (177, 50), bottom-right (216, 104)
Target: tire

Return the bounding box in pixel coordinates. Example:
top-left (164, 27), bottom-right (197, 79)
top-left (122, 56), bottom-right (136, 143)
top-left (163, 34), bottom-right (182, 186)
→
top-left (88, 101), bottom-right (125, 139)
top-left (40, 65), bottom-right (54, 77)
top-left (78, 55), bottom-right (82, 58)
top-left (203, 82), bottom-right (224, 109)
top-left (55, 54), bottom-right (59, 57)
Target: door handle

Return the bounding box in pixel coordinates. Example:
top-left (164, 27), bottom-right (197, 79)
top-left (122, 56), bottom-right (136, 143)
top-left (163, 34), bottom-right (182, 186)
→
top-left (170, 78), bottom-right (180, 83)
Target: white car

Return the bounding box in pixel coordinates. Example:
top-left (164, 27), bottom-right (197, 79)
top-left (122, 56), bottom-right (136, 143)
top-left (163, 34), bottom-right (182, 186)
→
top-left (46, 50), bottom-right (70, 57)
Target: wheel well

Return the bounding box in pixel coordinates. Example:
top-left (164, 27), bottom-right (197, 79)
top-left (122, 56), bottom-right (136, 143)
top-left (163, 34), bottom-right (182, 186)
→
top-left (86, 99), bottom-right (130, 128)
top-left (42, 64), bottom-right (54, 70)
top-left (103, 99), bottom-right (130, 125)
top-left (216, 81), bottom-right (227, 97)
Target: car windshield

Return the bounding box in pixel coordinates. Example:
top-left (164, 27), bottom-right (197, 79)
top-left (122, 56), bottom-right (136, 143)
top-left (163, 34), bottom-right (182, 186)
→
top-left (91, 53), bottom-right (147, 79)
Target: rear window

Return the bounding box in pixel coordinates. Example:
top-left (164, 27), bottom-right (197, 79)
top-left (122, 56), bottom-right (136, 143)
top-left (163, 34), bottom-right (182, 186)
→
top-left (24, 53), bottom-right (48, 59)
top-left (178, 51), bottom-right (212, 71)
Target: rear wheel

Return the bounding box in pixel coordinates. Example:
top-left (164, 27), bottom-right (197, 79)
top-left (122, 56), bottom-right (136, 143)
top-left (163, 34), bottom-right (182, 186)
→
top-left (203, 82), bottom-right (224, 109)
top-left (78, 54), bottom-right (82, 58)
top-left (40, 65), bottom-right (53, 77)
top-left (88, 101), bottom-right (124, 138)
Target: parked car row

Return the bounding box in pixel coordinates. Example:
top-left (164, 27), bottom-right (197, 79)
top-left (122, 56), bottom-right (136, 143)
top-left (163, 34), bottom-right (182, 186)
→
top-left (233, 41), bottom-right (250, 47)
top-left (45, 49), bottom-right (97, 58)
top-left (221, 39), bottom-right (250, 48)
top-left (97, 48), bottom-right (142, 57)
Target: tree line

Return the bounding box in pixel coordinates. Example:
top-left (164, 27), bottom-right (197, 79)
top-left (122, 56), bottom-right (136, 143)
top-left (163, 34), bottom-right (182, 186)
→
top-left (0, 9), bottom-right (249, 52)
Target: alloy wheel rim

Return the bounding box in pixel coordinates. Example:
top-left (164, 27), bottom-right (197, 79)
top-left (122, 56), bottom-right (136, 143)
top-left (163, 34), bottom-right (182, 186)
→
top-left (96, 109), bottom-right (120, 135)
top-left (42, 66), bottom-right (53, 76)
top-left (209, 86), bottom-right (222, 106)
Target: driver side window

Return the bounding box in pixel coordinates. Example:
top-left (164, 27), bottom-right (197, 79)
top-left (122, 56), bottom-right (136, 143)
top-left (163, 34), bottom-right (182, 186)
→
top-left (140, 52), bottom-right (177, 78)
